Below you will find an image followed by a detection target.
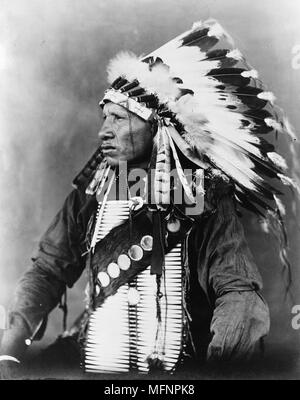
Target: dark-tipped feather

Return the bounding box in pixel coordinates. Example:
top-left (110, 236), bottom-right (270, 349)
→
top-left (205, 48), bottom-right (240, 67)
top-left (180, 27), bottom-right (218, 52)
top-left (207, 68), bottom-right (250, 87)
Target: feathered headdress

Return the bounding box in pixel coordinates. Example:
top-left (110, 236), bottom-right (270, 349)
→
top-left (100, 19), bottom-right (298, 209)
top-left (89, 19), bottom-right (299, 279)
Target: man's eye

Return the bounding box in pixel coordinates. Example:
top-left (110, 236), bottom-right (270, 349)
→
top-left (113, 114), bottom-right (124, 120)
top-left (102, 113), bottom-right (126, 121)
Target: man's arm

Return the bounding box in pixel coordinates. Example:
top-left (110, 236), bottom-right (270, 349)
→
top-left (196, 180), bottom-right (270, 361)
top-left (0, 189), bottom-right (88, 362)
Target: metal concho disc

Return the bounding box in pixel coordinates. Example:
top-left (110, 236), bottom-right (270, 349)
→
top-left (167, 218), bottom-right (181, 233)
top-left (107, 262), bottom-right (120, 278)
top-left (140, 235), bottom-right (153, 251)
top-left (128, 245), bottom-right (143, 261)
top-left (117, 254), bottom-right (131, 270)
top-left (97, 271), bottom-right (110, 287)
top-left (127, 288), bottom-right (140, 305)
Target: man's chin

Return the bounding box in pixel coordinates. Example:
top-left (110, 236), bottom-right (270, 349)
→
top-left (104, 156), bottom-right (120, 167)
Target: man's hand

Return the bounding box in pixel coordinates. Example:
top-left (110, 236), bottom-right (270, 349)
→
top-left (207, 291), bottom-right (270, 362)
top-left (0, 360), bottom-right (21, 380)
top-left (0, 313), bottom-right (31, 378)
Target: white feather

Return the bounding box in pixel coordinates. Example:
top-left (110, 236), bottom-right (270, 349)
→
top-left (264, 118), bottom-right (283, 132)
top-left (241, 69), bottom-right (259, 79)
top-left (274, 195), bottom-right (286, 216)
top-left (278, 174), bottom-right (300, 195)
top-left (205, 145), bottom-right (260, 191)
top-left (140, 63), bottom-right (179, 102)
top-left (165, 127), bottom-right (196, 203)
top-left (267, 152), bottom-right (288, 170)
top-left (205, 19), bottom-right (234, 45)
top-left (107, 51), bottom-right (180, 102)
top-left (184, 126), bottom-right (261, 191)
top-left (107, 52), bottom-right (146, 84)
top-left (260, 219), bottom-right (270, 233)
top-left (283, 117), bottom-right (297, 141)
top-left (191, 21), bottom-right (203, 30)
top-left (257, 91), bottom-right (276, 105)
top-left (154, 125), bottom-right (171, 204)
top-left (207, 22), bottom-right (225, 39)
top-left (167, 125), bottom-right (208, 169)
top-left (227, 49), bottom-right (243, 61)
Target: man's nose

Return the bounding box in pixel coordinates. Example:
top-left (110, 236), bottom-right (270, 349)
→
top-left (98, 119), bottom-right (115, 140)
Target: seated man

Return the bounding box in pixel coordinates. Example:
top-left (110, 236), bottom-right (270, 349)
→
top-left (1, 19), bottom-right (295, 378)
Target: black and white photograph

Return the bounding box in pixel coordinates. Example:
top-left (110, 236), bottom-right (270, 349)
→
top-left (0, 0), bottom-right (299, 383)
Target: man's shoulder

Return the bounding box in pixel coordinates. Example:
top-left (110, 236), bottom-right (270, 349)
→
top-left (63, 186), bottom-right (97, 220)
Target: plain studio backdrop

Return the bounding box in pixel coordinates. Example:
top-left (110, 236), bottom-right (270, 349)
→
top-left (0, 0), bottom-right (300, 378)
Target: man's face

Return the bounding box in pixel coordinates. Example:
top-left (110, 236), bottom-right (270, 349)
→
top-left (98, 102), bottom-right (153, 167)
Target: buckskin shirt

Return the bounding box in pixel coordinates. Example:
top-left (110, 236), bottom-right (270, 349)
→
top-left (4, 174), bottom-right (269, 372)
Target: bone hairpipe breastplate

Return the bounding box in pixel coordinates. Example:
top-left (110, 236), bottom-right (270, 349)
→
top-left (84, 200), bottom-right (184, 374)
